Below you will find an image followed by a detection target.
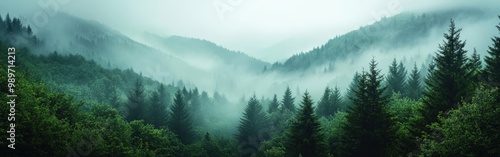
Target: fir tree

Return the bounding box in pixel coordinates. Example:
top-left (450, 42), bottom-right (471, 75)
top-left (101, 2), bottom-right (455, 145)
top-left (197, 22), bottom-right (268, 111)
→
top-left (386, 59), bottom-right (407, 95)
top-left (485, 16), bottom-right (500, 89)
top-left (468, 48), bottom-right (482, 88)
top-left (316, 87), bottom-right (331, 117)
top-left (148, 85), bottom-right (168, 128)
top-left (329, 86), bottom-right (343, 113)
top-left (168, 90), bottom-right (194, 144)
top-left (405, 63), bottom-right (423, 100)
top-left (285, 92), bottom-right (327, 157)
top-left (268, 94), bottom-right (279, 114)
top-left (418, 19), bottom-right (473, 135)
top-left (339, 59), bottom-right (394, 157)
top-left (126, 78), bottom-right (146, 121)
top-left (346, 72), bottom-right (361, 108)
top-left (281, 86), bottom-right (296, 113)
top-left (236, 95), bottom-right (269, 157)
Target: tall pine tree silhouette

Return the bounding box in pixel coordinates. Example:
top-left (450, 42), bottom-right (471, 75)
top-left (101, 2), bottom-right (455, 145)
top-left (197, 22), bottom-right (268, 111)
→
top-left (286, 91), bottom-right (327, 157)
top-left (126, 78), bottom-right (146, 121)
top-left (405, 63), bottom-right (423, 100)
top-left (418, 19), bottom-right (473, 135)
top-left (339, 58), bottom-right (394, 157)
top-left (485, 16), bottom-right (500, 89)
top-left (281, 86), bottom-right (296, 113)
top-left (386, 58), bottom-right (407, 95)
top-left (236, 95), bottom-right (269, 157)
top-left (168, 90), bottom-right (194, 144)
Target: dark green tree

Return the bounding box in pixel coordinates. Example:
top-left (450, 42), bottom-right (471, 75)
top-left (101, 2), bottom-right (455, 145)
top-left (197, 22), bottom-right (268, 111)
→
top-left (386, 59), bottom-right (407, 95)
top-left (236, 95), bottom-right (269, 157)
top-left (468, 48), bottom-right (482, 89)
top-left (418, 20), bottom-right (473, 135)
top-left (148, 85), bottom-right (168, 128)
top-left (285, 91), bottom-right (327, 157)
top-left (190, 88), bottom-right (202, 125)
top-left (316, 87), bottom-right (331, 117)
top-left (168, 90), bottom-right (194, 144)
top-left (485, 16), bottom-right (500, 89)
top-left (405, 63), bottom-right (423, 100)
top-left (346, 72), bottom-right (362, 108)
top-left (329, 86), bottom-right (343, 113)
top-left (126, 78), bottom-right (146, 121)
top-left (339, 59), bottom-right (394, 157)
top-left (281, 86), bottom-right (296, 113)
top-left (268, 94), bottom-right (279, 114)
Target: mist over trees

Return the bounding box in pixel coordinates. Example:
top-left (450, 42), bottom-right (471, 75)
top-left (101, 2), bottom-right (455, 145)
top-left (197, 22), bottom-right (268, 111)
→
top-left (1, 10), bottom-right (500, 157)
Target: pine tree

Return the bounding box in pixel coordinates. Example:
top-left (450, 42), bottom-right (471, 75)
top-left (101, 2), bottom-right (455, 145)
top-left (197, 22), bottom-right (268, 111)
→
top-left (316, 87), bottom-right (331, 117)
top-left (405, 63), bottom-right (423, 100)
top-left (190, 88), bottom-right (202, 125)
top-left (418, 19), bottom-right (473, 135)
top-left (168, 90), bottom-right (194, 144)
top-left (339, 59), bottom-right (394, 157)
top-left (126, 78), bottom-right (146, 121)
top-left (236, 95), bottom-right (269, 157)
top-left (148, 85), bottom-right (168, 128)
top-left (346, 72), bottom-right (361, 108)
top-left (285, 92), bottom-right (327, 157)
top-left (329, 86), bottom-right (343, 113)
top-left (281, 86), bottom-right (296, 113)
top-left (485, 16), bottom-right (500, 89)
top-left (5, 14), bottom-right (12, 32)
top-left (386, 58), bottom-right (407, 95)
top-left (468, 48), bottom-right (482, 88)
top-left (268, 94), bottom-right (279, 114)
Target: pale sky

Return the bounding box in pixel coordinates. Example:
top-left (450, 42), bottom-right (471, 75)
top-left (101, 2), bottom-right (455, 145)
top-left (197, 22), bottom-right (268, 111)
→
top-left (1, 0), bottom-right (499, 62)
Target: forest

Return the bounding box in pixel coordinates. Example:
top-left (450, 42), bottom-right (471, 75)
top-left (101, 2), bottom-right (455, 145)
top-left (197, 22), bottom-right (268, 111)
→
top-left (0, 10), bottom-right (500, 157)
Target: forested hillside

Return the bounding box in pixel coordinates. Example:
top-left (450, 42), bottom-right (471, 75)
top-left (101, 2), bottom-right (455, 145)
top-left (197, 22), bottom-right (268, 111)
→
top-left (1, 9), bottom-right (500, 157)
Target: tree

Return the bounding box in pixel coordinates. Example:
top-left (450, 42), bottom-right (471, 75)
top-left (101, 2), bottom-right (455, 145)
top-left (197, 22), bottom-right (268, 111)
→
top-left (126, 78), bottom-right (146, 121)
top-left (190, 88), bottom-right (203, 125)
top-left (268, 94), bottom-right (279, 114)
top-left (420, 87), bottom-right (500, 156)
top-left (346, 72), bottom-right (362, 108)
top-left (339, 58), bottom-right (395, 157)
top-left (485, 16), bottom-right (500, 89)
top-left (316, 87), bottom-right (331, 117)
top-left (236, 95), bottom-right (269, 157)
top-left (285, 92), bottom-right (327, 157)
top-left (418, 20), bottom-right (473, 135)
top-left (5, 13), bottom-right (12, 32)
top-left (405, 63), bottom-right (423, 100)
top-left (168, 90), bottom-right (194, 144)
top-left (148, 85), bottom-right (168, 128)
top-left (281, 86), bottom-right (296, 113)
top-left (468, 48), bottom-right (482, 87)
top-left (386, 58), bottom-right (407, 95)
top-left (329, 86), bottom-right (343, 113)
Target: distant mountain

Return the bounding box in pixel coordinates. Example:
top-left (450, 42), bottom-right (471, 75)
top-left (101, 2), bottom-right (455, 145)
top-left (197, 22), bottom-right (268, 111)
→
top-left (269, 9), bottom-right (489, 73)
top-left (141, 34), bottom-right (270, 73)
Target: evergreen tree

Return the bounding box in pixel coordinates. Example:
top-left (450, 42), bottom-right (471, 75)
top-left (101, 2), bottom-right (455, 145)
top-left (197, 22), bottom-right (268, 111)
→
top-left (329, 86), bottom-right (343, 113)
top-left (485, 16), bottom-right (500, 89)
top-left (281, 86), bottom-right (296, 113)
top-left (190, 88), bottom-right (202, 125)
top-left (285, 92), bottom-right (327, 157)
top-left (346, 72), bottom-right (361, 108)
top-left (236, 95), bottom-right (269, 157)
top-left (168, 90), bottom-right (194, 144)
top-left (418, 20), bottom-right (473, 134)
top-left (316, 87), bottom-right (331, 117)
top-left (5, 13), bottom-right (12, 32)
top-left (405, 63), bottom-right (423, 100)
top-left (148, 85), bottom-right (168, 128)
top-left (268, 94), bottom-right (279, 114)
top-left (386, 58), bottom-right (407, 95)
top-left (468, 48), bottom-right (482, 87)
top-left (126, 78), bottom-right (146, 121)
top-left (339, 59), bottom-right (394, 157)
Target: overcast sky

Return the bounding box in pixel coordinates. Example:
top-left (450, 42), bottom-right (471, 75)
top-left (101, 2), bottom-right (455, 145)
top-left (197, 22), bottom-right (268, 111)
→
top-left (1, 0), bottom-right (499, 62)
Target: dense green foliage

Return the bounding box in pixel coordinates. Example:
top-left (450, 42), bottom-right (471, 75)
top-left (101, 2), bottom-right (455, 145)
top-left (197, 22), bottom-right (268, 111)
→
top-left (285, 92), bottom-right (327, 157)
top-left (1, 12), bottom-right (500, 157)
top-left (339, 59), bottom-right (395, 157)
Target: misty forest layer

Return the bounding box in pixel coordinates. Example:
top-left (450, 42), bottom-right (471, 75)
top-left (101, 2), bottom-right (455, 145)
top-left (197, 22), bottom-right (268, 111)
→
top-left (1, 10), bottom-right (500, 157)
